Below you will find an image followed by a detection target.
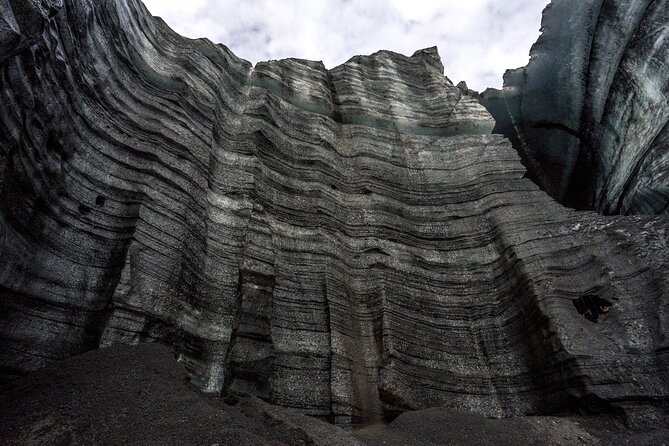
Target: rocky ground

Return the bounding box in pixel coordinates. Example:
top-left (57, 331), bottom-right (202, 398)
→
top-left (1, 344), bottom-right (666, 446)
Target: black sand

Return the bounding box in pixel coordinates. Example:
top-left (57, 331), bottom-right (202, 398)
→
top-left (1, 344), bottom-right (667, 445)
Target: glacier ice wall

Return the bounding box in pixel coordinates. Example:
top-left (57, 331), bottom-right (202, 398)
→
top-left (480, 0), bottom-right (669, 216)
top-left (0, 0), bottom-right (668, 424)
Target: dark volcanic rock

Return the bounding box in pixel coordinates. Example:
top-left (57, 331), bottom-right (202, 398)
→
top-left (354, 407), bottom-right (669, 446)
top-left (0, 343), bottom-right (364, 445)
top-left (0, 0), bottom-right (668, 428)
top-left (480, 0), bottom-right (669, 216)
top-left (2, 343), bottom-right (667, 446)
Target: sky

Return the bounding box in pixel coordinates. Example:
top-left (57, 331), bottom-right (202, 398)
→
top-left (141, 0), bottom-right (548, 92)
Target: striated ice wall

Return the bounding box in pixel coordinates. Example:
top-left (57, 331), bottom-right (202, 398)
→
top-left (0, 0), bottom-right (668, 424)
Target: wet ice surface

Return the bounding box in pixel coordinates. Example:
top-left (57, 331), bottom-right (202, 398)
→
top-left (480, 0), bottom-right (669, 216)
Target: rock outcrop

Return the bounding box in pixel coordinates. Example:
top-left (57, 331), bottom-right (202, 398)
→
top-left (480, 0), bottom-right (669, 216)
top-left (1, 0), bottom-right (668, 426)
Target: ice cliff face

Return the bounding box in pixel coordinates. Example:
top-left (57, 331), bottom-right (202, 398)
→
top-left (1, 0), bottom-right (668, 424)
top-left (481, 0), bottom-right (669, 216)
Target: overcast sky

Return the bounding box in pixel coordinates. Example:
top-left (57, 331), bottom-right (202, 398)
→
top-left (141, 0), bottom-right (548, 91)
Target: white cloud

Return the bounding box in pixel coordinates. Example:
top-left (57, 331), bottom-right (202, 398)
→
top-left (140, 0), bottom-right (547, 91)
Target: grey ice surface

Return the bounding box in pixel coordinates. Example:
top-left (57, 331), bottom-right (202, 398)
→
top-left (0, 0), bottom-right (668, 428)
top-left (480, 0), bottom-right (669, 216)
